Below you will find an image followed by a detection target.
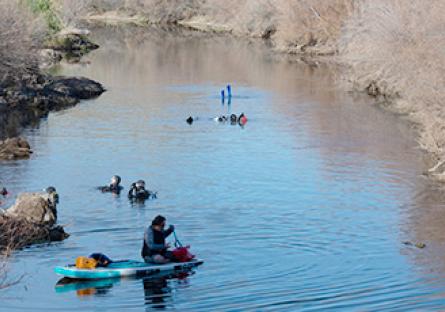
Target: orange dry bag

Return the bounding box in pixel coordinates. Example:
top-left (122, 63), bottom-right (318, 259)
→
top-left (75, 256), bottom-right (98, 269)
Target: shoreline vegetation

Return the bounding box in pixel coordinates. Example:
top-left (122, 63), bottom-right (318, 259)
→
top-left (0, 0), bottom-right (103, 139)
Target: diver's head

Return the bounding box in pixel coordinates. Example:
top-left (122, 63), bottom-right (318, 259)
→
top-left (230, 114), bottom-right (237, 122)
top-left (111, 175), bottom-right (121, 186)
top-left (45, 186), bottom-right (59, 204)
top-left (45, 186), bottom-right (57, 194)
top-left (136, 180), bottom-right (145, 189)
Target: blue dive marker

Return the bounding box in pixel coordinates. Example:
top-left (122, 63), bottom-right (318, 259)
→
top-left (227, 84), bottom-right (232, 98)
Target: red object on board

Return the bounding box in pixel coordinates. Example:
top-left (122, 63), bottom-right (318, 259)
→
top-left (172, 246), bottom-right (195, 262)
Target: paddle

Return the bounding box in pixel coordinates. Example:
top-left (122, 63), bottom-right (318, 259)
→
top-left (173, 231), bottom-right (183, 248)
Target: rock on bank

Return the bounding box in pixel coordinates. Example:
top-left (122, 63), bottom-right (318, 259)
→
top-left (0, 74), bottom-right (105, 138)
top-left (0, 191), bottom-right (68, 251)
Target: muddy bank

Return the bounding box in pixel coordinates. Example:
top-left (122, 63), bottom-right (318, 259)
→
top-left (0, 73), bottom-right (104, 139)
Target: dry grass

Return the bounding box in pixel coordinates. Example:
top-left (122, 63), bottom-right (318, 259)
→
top-left (196, 0), bottom-right (354, 54)
top-left (0, 1), bottom-right (46, 85)
top-left (53, 0), bottom-right (91, 28)
top-left (60, 0), bottom-right (354, 54)
top-left (340, 0), bottom-right (445, 175)
top-left (0, 247), bottom-right (23, 290)
top-left (0, 217), bottom-right (38, 290)
top-left (0, 216), bottom-right (52, 251)
top-left (0, 215), bottom-right (60, 289)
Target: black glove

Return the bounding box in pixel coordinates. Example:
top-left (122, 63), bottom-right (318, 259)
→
top-left (169, 225), bottom-right (175, 231)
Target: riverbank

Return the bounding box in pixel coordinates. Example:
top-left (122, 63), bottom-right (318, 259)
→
top-left (0, 73), bottom-right (105, 140)
top-left (0, 1), bottom-right (103, 139)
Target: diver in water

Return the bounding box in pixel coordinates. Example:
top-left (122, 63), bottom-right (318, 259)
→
top-left (45, 186), bottom-right (59, 204)
top-left (187, 116), bottom-right (201, 124)
top-left (128, 180), bottom-right (156, 201)
top-left (213, 115), bottom-right (227, 123)
top-left (238, 113), bottom-right (248, 125)
top-left (230, 114), bottom-right (237, 124)
top-left (99, 175), bottom-right (123, 194)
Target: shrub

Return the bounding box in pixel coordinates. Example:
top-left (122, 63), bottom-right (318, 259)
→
top-left (340, 0), bottom-right (445, 159)
top-left (26, 0), bottom-right (62, 33)
top-left (0, 1), bottom-right (46, 85)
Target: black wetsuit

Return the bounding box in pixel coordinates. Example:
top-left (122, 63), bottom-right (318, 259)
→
top-left (100, 184), bottom-right (123, 194)
top-left (128, 186), bottom-right (154, 200)
top-left (0, 188), bottom-right (7, 196)
top-left (230, 114), bottom-right (237, 124)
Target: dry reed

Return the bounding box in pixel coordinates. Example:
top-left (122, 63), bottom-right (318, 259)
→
top-left (0, 1), bottom-right (45, 85)
top-left (340, 0), bottom-right (445, 175)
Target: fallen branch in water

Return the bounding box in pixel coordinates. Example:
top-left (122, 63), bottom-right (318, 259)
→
top-left (0, 247), bottom-right (23, 290)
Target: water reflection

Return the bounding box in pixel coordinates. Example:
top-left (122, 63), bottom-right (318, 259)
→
top-left (55, 277), bottom-right (118, 296)
top-left (55, 272), bottom-right (194, 310)
top-left (143, 277), bottom-right (172, 309)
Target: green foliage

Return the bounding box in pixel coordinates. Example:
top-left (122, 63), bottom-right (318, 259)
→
top-left (25, 0), bottom-right (62, 33)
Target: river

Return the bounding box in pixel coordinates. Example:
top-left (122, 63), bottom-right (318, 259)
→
top-left (1, 27), bottom-right (445, 311)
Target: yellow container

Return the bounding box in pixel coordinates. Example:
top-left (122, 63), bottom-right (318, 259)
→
top-left (75, 256), bottom-right (98, 269)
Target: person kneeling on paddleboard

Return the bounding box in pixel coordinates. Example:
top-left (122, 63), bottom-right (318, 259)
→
top-left (141, 215), bottom-right (175, 264)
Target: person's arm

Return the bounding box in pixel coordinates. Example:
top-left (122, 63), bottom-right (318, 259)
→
top-left (163, 225), bottom-right (175, 238)
top-left (128, 184), bottom-right (135, 198)
top-left (99, 186), bottom-right (109, 192)
top-left (146, 228), bottom-right (165, 251)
